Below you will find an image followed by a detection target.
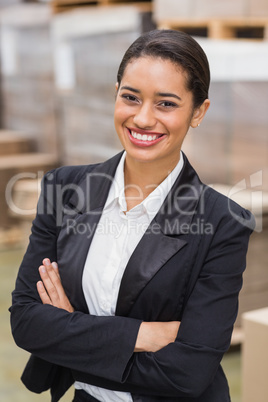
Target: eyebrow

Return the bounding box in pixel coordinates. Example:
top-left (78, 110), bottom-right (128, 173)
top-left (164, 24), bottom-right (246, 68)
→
top-left (120, 86), bottom-right (140, 94)
top-left (157, 92), bottom-right (182, 101)
top-left (120, 86), bottom-right (182, 101)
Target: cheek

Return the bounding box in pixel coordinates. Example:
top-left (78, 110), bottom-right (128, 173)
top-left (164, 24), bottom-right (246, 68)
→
top-left (114, 103), bottom-right (128, 126)
top-left (162, 116), bottom-right (184, 133)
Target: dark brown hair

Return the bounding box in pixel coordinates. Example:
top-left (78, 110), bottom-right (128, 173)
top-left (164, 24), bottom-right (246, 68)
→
top-left (117, 29), bottom-right (210, 109)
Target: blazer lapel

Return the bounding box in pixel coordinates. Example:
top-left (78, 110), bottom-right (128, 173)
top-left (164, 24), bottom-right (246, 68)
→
top-left (115, 224), bottom-right (187, 317)
top-left (115, 153), bottom-right (204, 317)
top-left (57, 152), bottom-right (123, 311)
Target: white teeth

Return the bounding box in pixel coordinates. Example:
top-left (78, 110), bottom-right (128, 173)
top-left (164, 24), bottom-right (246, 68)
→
top-left (131, 131), bottom-right (160, 142)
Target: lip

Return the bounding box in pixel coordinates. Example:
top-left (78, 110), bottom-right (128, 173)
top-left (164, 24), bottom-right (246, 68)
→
top-left (126, 127), bottom-right (166, 147)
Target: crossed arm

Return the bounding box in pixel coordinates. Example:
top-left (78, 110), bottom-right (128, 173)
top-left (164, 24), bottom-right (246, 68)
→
top-left (37, 258), bottom-right (180, 354)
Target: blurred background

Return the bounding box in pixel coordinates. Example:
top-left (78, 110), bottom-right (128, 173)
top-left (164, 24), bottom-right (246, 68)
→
top-left (0, 0), bottom-right (268, 401)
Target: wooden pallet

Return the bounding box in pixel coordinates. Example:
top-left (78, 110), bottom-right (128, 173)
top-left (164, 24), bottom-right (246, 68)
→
top-left (52, 0), bottom-right (152, 14)
top-left (157, 18), bottom-right (268, 40)
top-left (0, 131), bottom-right (36, 156)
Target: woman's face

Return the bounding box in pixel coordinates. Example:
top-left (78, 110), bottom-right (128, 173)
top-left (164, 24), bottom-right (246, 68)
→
top-left (114, 56), bottom-right (209, 170)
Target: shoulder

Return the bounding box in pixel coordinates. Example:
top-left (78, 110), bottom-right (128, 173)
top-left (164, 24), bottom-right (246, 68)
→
top-left (201, 184), bottom-right (255, 233)
top-left (43, 151), bottom-right (123, 187)
top-left (181, 153), bottom-right (255, 231)
top-left (44, 163), bottom-right (101, 187)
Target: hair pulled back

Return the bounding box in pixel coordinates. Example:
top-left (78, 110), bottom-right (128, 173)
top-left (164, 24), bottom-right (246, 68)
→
top-left (117, 29), bottom-right (210, 109)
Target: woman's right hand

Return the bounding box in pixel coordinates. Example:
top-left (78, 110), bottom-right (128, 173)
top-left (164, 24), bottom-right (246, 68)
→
top-left (134, 321), bottom-right (180, 352)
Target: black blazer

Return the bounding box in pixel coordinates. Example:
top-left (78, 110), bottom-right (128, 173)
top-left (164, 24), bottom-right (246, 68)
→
top-left (10, 152), bottom-right (254, 402)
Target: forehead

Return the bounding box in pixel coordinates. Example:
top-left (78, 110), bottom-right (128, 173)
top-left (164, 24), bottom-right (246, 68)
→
top-left (121, 56), bottom-right (188, 90)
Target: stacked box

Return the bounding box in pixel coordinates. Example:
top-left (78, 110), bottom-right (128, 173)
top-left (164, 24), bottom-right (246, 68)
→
top-left (239, 223), bottom-right (268, 326)
top-left (183, 39), bottom-right (268, 192)
top-left (231, 81), bottom-right (268, 187)
top-left (0, 0), bottom-right (22, 7)
top-left (0, 4), bottom-right (58, 154)
top-left (249, 0), bottom-right (268, 17)
top-left (242, 308), bottom-right (268, 402)
top-left (58, 94), bottom-right (122, 165)
top-left (184, 80), bottom-right (268, 191)
top-left (183, 81), bottom-right (233, 185)
top-left (153, 0), bottom-right (247, 22)
top-left (153, 0), bottom-right (268, 22)
top-left (52, 4), bottom-right (155, 165)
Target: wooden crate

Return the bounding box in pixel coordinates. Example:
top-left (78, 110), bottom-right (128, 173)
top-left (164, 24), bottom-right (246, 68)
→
top-left (154, 0), bottom-right (268, 39)
top-left (52, 0), bottom-right (152, 14)
top-left (0, 153), bottom-right (58, 228)
top-left (157, 18), bottom-right (268, 40)
top-left (0, 130), bottom-right (36, 156)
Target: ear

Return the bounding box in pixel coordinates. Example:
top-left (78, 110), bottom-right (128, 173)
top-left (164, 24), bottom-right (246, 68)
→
top-left (190, 99), bottom-right (210, 128)
top-left (115, 82), bottom-right (119, 99)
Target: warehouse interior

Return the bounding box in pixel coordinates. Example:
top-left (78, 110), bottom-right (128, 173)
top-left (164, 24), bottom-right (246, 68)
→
top-left (0, 1), bottom-right (268, 401)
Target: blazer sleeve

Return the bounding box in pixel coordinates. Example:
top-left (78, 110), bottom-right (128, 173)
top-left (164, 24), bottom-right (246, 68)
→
top-left (10, 169), bottom-right (142, 384)
top-left (72, 200), bottom-right (254, 399)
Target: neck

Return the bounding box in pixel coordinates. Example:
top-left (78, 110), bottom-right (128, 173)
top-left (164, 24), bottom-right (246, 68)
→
top-left (124, 153), bottom-right (181, 201)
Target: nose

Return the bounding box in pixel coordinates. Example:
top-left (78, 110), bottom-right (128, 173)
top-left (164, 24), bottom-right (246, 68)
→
top-left (133, 102), bottom-right (156, 129)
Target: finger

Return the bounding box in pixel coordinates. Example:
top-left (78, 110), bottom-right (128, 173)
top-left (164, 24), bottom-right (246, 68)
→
top-left (52, 261), bottom-right (59, 276)
top-left (41, 259), bottom-right (74, 312)
top-left (37, 281), bottom-right (52, 305)
top-left (43, 259), bottom-right (68, 300)
top-left (43, 258), bottom-right (60, 280)
top-left (43, 259), bottom-right (62, 288)
top-left (39, 265), bottom-right (60, 305)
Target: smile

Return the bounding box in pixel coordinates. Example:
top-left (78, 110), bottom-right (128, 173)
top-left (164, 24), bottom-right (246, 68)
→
top-left (127, 128), bottom-right (166, 146)
top-left (131, 131), bottom-right (158, 142)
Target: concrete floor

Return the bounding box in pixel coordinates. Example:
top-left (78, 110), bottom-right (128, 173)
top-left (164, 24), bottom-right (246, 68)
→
top-left (0, 247), bottom-right (241, 402)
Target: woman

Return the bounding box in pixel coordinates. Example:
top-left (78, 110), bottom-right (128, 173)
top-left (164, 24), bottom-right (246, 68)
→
top-left (10, 30), bottom-right (254, 402)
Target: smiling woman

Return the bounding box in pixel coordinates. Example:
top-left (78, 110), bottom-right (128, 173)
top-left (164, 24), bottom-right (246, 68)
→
top-left (10, 30), bottom-right (255, 402)
top-left (114, 57), bottom-right (209, 188)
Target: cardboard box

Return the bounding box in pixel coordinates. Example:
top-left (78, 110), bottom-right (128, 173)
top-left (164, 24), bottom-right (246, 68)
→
top-left (242, 308), bottom-right (268, 402)
top-left (58, 94), bottom-right (122, 165)
top-left (0, 4), bottom-right (58, 154)
top-left (153, 0), bottom-right (247, 23)
top-left (249, 0), bottom-right (268, 17)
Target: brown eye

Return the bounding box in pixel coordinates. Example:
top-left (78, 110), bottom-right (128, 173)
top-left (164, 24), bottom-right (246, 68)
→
top-left (159, 101), bottom-right (177, 108)
top-left (122, 94), bottom-right (138, 102)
